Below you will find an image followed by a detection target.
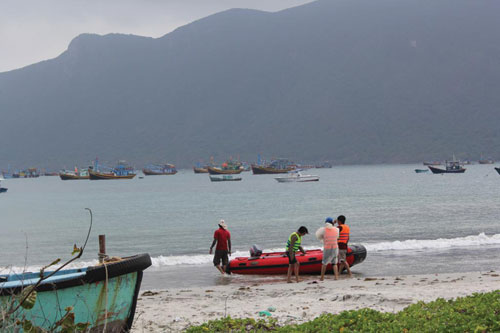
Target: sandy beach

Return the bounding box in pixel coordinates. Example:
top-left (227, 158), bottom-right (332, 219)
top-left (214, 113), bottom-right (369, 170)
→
top-left (131, 270), bottom-right (500, 332)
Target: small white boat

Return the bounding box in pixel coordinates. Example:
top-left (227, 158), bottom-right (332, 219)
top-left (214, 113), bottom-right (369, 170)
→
top-left (274, 170), bottom-right (319, 183)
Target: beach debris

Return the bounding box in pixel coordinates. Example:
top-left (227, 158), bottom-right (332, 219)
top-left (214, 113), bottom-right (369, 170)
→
top-left (258, 310), bottom-right (272, 317)
top-left (395, 277), bottom-right (404, 281)
top-left (267, 306), bottom-right (276, 312)
top-left (364, 277), bottom-right (377, 281)
top-left (205, 290), bottom-right (214, 293)
top-left (141, 291), bottom-right (159, 296)
top-left (319, 298), bottom-right (325, 301)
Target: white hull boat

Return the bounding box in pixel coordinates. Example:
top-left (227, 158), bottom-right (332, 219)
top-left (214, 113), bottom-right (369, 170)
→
top-left (275, 171), bottom-right (319, 183)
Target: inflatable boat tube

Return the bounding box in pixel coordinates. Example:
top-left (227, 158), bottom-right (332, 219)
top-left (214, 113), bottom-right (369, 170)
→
top-left (227, 245), bottom-right (366, 275)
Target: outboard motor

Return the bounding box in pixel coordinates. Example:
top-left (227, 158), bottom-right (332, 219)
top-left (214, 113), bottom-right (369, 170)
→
top-left (249, 244), bottom-right (263, 258)
top-left (350, 244), bottom-right (367, 266)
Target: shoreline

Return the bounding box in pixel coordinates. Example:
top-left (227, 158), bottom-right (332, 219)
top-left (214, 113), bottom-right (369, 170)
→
top-left (131, 270), bottom-right (499, 332)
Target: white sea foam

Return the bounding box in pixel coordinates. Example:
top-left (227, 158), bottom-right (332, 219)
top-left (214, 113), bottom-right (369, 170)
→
top-left (364, 232), bottom-right (500, 252)
top-left (2, 233), bottom-right (499, 274)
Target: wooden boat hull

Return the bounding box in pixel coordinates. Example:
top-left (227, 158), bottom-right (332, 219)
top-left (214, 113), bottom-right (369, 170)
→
top-left (89, 170), bottom-right (136, 180)
top-left (0, 188), bottom-right (7, 193)
top-left (227, 245), bottom-right (366, 275)
top-left (428, 166), bottom-right (466, 174)
top-left (193, 167), bottom-right (208, 174)
top-left (59, 173), bottom-right (90, 180)
top-left (0, 254), bottom-right (151, 332)
top-left (251, 165), bottom-right (295, 174)
top-left (142, 169), bottom-right (177, 176)
top-left (207, 166), bottom-right (242, 175)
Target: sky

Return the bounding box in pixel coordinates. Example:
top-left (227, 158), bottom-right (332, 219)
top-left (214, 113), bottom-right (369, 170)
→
top-left (0, 0), bottom-right (313, 73)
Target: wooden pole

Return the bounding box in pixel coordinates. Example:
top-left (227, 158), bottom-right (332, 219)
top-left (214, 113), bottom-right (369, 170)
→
top-left (98, 234), bottom-right (106, 263)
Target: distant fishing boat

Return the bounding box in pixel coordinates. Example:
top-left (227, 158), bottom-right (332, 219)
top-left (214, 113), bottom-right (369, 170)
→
top-left (274, 170), bottom-right (319, 182)
top-left (12, 168), bottom-right (40, 178)
top-left (142, 163), bottom-right (177, 175)
top-left (88, 160), bottom-right (136, 180)
top-left (423, 161), bottom-right (442, 166)
top-left (0, 254), bottom-right (151, 331)
top-left (252, 159), bottom-right (295, 174)
top-left (209, 175), bottom-right (242, 182)
top-left (428, 160), bottom-right (466, 174)
top-left (193, 166), bottom-right (208, 174)
top-left (59, 168), bottom-right (90, 180)
top-left (415, 169), bottom-right (429, 173)
top-left (207, 161), bottom-right (243, 175)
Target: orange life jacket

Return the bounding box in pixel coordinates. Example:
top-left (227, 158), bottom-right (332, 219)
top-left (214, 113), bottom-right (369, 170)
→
top-left (338, 224), bottom-right (350, 244)
top-left (324, 227), bottom-right (339, 249)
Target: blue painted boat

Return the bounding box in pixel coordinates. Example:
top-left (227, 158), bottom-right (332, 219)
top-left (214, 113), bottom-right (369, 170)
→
top-left (0, 253), bottom-right (151, 331)
top-left (414, 169), bottom-right (429, 173)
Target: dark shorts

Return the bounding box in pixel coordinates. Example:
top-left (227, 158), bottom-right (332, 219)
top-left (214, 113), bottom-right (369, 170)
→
top-left (213, 250), bottom-right (229, 266)
top-left (286, 252), bottom-right (297, 264)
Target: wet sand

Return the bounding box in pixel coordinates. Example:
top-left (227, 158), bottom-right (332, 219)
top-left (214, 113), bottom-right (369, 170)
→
top-left (131, 270), bottom-right (500, 332)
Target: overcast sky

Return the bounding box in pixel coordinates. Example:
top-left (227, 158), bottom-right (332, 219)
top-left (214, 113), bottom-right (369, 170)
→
top-left (0, 0), bottom-right (313, 73)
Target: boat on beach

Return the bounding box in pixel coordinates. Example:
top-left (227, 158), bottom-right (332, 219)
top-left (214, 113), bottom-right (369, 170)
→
top-left (274, 170), bottom-right (319, 182)
top-left (428, 160), bottom-right (466, 174)
top-left (0, 254), bottom-right (151, 331)
top-left (142, 163), bottom-right (177, 175)
top-left (59, 168), bottom-right (90, 180)
top-left (209, 175), bottom-right (242, 182)
top-left (226, 245), bottom-right (366, 275)
top-left (88, 161), bottom-right (136, 180)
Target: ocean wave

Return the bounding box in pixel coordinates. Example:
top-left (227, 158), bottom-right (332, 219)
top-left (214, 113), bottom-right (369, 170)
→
top-left (364, 232), bottom-right (500, 252)
top-left (2, 233), bottom-right (499, 273)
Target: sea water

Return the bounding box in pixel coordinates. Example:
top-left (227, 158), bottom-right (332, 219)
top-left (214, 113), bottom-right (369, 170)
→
top-left (1, 164), bottom-right (499, 289)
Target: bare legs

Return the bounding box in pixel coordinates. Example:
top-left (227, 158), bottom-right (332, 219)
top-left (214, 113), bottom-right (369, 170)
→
top-left (320, 264), bottom-right (339, 281)
top-left (215, 265), bottom-right (225, 275)
top-left (339, 261), bottom-right (352, 278)
top-left (287, 263), bottom-right (300, 283)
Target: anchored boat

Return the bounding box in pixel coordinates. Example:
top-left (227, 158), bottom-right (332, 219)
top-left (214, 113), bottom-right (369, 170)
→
top-left (428, 160), bottom-right (466, 174)
top-left (251, 159), bottom-right (295, 174)
top-left (88, 160), bottom-right (136, 180)
top-left (209, 175), bottom-right (242, 182)
top-left (143, 163), bottom-right (177, 175)
top-left (274, 170), bottom-right (319, 182)
top-left (227, 245), bottom-right (366, 275)
top-left (0, 254), bottom-right (151, 331)
top-left (59, 168), bottom-right (90, 180)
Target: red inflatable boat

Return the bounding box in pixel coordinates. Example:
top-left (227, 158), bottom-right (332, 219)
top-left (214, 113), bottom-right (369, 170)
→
top-left (226, 245), bottom-right (366, 275)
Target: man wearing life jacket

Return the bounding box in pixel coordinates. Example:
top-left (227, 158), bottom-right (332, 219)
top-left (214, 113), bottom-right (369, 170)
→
top-left (209, 220), bottom-right (231, 275)
top-left (316, 217), bottom-right (339, 281)
top-left (337, 215), bottom-right (352, 278)
top-left (286, 226), bottom-right (308, 283)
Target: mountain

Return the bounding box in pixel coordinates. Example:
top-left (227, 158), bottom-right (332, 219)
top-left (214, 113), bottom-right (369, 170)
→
top-left (1, 0), bottom-right (500, 169)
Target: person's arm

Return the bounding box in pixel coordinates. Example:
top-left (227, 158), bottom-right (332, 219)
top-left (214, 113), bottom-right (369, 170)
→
top-left (210, 231), bottom-right (218, 254)
top-left (298, 245), bottom-right (306, 255)
top-left (228, 238), bottom-right (231, 256)
top-left (289, 234), bottom-right (297, 256)
top-left (209, 238), bottom-right (217, 254)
